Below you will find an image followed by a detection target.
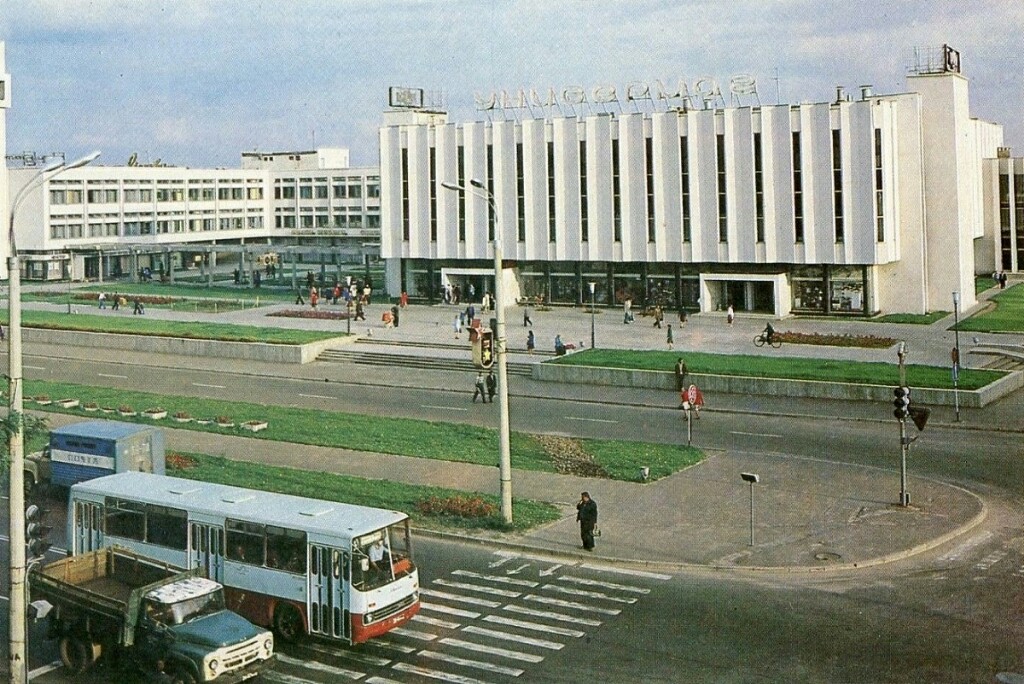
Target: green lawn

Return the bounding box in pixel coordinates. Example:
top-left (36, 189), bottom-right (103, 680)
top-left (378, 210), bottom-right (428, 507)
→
top-left (22, 380), bottom-right (703, 483)
top-left (958, 282), bottom-right (1024, 333)
top-left (73, 282), bottom-right (295, 301)
top-left (976, 275), bottom-right (997, 296)
top-left (873, 311), bottom-right (949, 325)
top-left (551, 349), bottom-right (1002, 391)
top-left (1, 310), bottom-right (341, 344)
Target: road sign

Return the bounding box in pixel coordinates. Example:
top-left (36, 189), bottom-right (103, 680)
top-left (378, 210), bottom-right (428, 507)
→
top-left (687, 385), bottom-right (703, 406)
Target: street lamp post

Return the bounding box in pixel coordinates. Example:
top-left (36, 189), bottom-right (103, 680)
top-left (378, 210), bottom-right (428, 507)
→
top-left (588, 282), bottom-right (596, 350)
top-left (952, 291), bottom-right (961, 423)
top-left (442, 179), bottom-right (513, 524)
top-left (8, 151), bottom-right (99, 684)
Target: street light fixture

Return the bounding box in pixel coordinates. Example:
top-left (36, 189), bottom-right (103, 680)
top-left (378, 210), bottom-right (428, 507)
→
top-left (740, 472), bottom-right (760, 546)
top-left (588, 282), bottom-right (596, 350)
top-left (8, 150), bottom-right (100, 684)
top-left (952, 291), bottom-right (961, 423)
top-left (441, 179), bottom-right (512, 525)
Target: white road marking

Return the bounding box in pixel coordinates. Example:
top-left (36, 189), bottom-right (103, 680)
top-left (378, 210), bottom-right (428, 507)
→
top-left (506, 563), bottom-right (530, 575)
top-left (392, 662), bottom-right (500, 683)
top-left (262, 670), bottom-right (321, 684)
top-left (365, 639), bottom-right (417, 655)
top-left (488, 555), bottom-right (513, 568)
top-left (580, 563), bottom-right (672, 580)
top-left (300, 640), bottom-right (390, 666)
top-left (192, 382), bottom-right (226, 389)
top-left (564, 416), bottom-right (618, 424)
top-left (462, 625), bottom-right (564, 650)
top-left (28, 661), bottom-right (62, 679)
top-left (483, 614), bottom-right (586, 637)
top-left (439, 637), bottom-right (545, 663)
top-left (975, 549), bottom-right (1009, 572)
top-left (538, 564), bottom-right (562, 577)
top-left (416, 649), bottom-right (525, 677)
top-left (433, 579), bottom-right (522, 598)
top-left (730, 431), bottom-right (783, 438)
top-left (298, 393), bottom-right (334, 400)
top-left (390, 626), bottom-right (438, 641)
top-left (539, 583), bottom-right (637, 604)
top-left (421, 588), bottom-right (501, 608)
top-left (414, 614), bottom-right (461, 629)
top-left (24, 365), bottom-right (46, 371)
top-left (366, 678), bottom-right (406, 684)
top-left (502, 603), bottom-right (602, 626)
top-left (275, 653), bottom-right (364, 680)
top-left (556, 575), bottom-right (650, 594)
top-left (421, 602), bottom-right (481, 619)
top-left (523, 594), bottom-right (621, 615)
top-left (422, 404), bottom-right (470, 412)
top-left (939, 531), bottom-right (994, 563)
top-left (98, 373), bottom-right (128, 379)
top-left (453, 570), bottom-right (539, 588)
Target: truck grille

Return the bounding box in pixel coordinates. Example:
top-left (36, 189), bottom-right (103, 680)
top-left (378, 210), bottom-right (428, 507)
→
top-left (218, 634), bottom-right (265, 672)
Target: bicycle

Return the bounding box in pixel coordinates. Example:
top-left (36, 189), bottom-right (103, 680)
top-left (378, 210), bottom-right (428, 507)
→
top-left (753, 332), bottom-right (782, 348)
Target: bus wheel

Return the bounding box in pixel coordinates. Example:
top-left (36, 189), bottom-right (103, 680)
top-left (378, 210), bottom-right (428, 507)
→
top-left (59, 636), bottom-right (96, 675)
top-left (273, 603), bottom-right (304, 642)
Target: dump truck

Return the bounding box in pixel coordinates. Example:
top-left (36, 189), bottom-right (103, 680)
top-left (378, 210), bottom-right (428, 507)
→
top-left (30, 546), bottom-right (274, 683)
top-left (25, 420), bottom-right (165, 495)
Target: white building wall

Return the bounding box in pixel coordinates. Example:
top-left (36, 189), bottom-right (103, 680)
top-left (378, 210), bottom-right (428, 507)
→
top-left (652, 112), bottom-right (682, 263)
top-left (726, 108), bottom-right (755, 263)
top-left (586, 115), bottom-right (613, 263)
top-left (521, 118), bottom-right (546, 259)
top-left (379, 126), bottom-right (402, 261)
top-left (0, 42), bottom-right (8, 278)
top-left (552, 117), bottom-right (579, 261)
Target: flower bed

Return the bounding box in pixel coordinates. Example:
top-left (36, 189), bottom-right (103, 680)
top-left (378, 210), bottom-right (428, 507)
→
top-left (778, 331), bottom-right (897, 349)
top-left (172, 411), bottom-right (192, 423)
top-left (268, 309), bottom-right (351, 320)
top-left (240, 420), bottom-right (269, 433)
top-left (118, 405), bottom-right (137, 417)
top-left (82, 402), bottom-right (99, 412)
top-left (215, 416), bottom-right (235, 428)
top-left (143, 408), bottom-right (168, 420)
top-left (57, 398), bottom-right (80, 409)
top-left (33, 395), bottom-right (52, 406)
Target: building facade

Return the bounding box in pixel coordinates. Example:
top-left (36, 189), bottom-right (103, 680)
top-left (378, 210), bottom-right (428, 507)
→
top-left (379, 47), bottom-right (1003, 315)
top-left (983, 150), bottom-right (1024, 275)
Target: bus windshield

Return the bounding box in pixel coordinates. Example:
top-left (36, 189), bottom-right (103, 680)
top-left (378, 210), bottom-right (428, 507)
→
top-left (352, 520), bottom-right (411, 590)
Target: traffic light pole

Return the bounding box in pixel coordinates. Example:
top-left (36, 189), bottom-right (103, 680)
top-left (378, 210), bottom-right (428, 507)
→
top-left (494, 239), bottom-right (512, 525)
top-left (897, 342), bottom-right (910, 507)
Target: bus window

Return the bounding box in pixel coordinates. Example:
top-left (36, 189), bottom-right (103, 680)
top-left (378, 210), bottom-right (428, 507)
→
top-left (226, 519), bottom-right (264, 565)
top-left (266, 526), bottom-right (306, 573)
top-left (105, 498), bottom-right (145, 541)
top-left (145, 504), bottom-right (187, 549)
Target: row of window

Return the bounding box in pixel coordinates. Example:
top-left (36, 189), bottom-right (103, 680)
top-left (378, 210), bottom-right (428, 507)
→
top-left (399, 128), bottom-right (882, 246)
top-left (49, 216), bottom-right (266, 239)
top-left (274, 214), bottom-right (379, 229)
top-left (51, 187), bottom-right (266, 205)
top-left (273, 183), bottom-right (379, 200)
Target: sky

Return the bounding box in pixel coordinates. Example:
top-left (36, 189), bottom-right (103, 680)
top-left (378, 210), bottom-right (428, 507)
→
top-left (1, 0), bottom-right (1022, 169)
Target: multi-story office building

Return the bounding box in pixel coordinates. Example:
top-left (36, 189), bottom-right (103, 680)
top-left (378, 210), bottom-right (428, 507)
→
top-left (379, 46), bottom-right (1004, 315)
top-left (984, 149), bottom-right (1024, 275)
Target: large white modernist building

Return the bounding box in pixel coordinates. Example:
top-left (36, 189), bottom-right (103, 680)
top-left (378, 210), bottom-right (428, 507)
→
top-left (379, 46), bottom-right (1005, 315)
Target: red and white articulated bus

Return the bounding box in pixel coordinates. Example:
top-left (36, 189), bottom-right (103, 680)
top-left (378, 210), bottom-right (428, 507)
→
top-left (68, 471), bottom-right (420, 643)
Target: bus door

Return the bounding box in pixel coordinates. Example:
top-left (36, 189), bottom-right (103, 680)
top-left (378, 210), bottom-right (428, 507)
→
top-left (308, 545), bottom-right (350, 642)
top-left (189, 522), bottom-right (225, 583)
top-left (73, 501), bottom-right (104, 555)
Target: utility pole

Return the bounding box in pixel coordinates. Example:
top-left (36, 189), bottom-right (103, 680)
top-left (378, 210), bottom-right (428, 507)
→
top-left (897, 342), bottom-right (910, 507)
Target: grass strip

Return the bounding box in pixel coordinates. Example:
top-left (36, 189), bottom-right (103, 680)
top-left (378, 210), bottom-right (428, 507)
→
top-left (958, 283), bottom-right (1024, 333)
top-left (549, 349), bottom-right (1002, 391)
top-left (168, 452), bottom-right (560, 532)
top-left (872, 312), bottom-right (949, 325)
top-left (23, 380), bottom-right (703, 482)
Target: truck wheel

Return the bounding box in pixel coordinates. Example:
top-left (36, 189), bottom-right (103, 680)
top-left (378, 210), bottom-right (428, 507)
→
top-left (59, 636), bottom-right (96, 674)
top-left (167, 664), bottom-right (198, 684)
top-left (273, 603), bottom-right (304, 642)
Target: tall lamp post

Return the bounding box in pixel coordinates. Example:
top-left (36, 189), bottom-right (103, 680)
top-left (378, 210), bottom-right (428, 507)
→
top-left (441, 179), bottom-right (513, 524)
top-left (952, 291), bottom-right (961, 423)
top-left (8, 151), bottom-right (99, 684)
top-left (588, 282), bottom-right (596, 349)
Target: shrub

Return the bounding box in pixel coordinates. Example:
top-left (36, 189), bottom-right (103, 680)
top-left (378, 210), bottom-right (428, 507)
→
top-left (166, 452), bottom-right (198, 470)
top-left (118, 405), bottom-right (134, 413)
top-left (416, 495), bottom-right (497, 519)
top-left (173, 411), bottom-right (191, 419)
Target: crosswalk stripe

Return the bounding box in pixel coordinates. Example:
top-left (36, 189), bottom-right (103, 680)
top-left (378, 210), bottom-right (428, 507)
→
top-left (298, 640), bottom-right (391, 666)
top-left (483, 614), bottom-right (586, 637)
top-left (365, 677), bottom-right (406, 684)
top-left (938, 531), bottom-right (994, 563)
top-left (440, 637), bottom-right (545, 663)
top-left (503, 603), bottom-right (602, 626)
top-left (580, 563), bottom-right (672, 580)
top-left (975, 549), bottom-right (1008, 571)
top-left (392, 661), bottom-right (499, 684)
top-left (523, 594), bottom-right (621, 615)
top-left (263, 670), bottom-right (319, 684)
top-left (434, 579), bottom-right (523, 598)
top-left (422, 588), bottom-right (502, 608)
top-left (462, 625), bottom-right (564, 650)
top-left (539, 583), bottom-right (638, 604)
top-left (391, 626), bottom-right (439, 641)
top-left (414, 614), bottom-right (462, 629)
top-left (417, 648), bottom-right (526, 677)
top-left (556, 574), bottom-right (650, 594)
top-left (365, 639), bottom-right (418, 655)
top-left (422, 601), bottom-right (482, 619)
top-left (276, 653), bottom-right (364, 680)
top-left (452, 569), bottom-right (539, 588)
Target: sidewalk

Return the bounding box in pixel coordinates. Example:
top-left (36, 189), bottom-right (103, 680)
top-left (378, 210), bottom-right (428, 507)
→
top-left (19, 285), bottom-right (1020, 569)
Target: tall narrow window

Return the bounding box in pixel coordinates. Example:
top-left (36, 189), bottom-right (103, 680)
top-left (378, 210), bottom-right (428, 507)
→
top-left (429, 147), bottom-right (437, 242)
top-left (752, 133), bottom-right (764, 243)
top-left (486, 143), bottom-right (495, 241)
top-left (457, 145), bottom-right (466, 241)
top-left (792, 131), bottom-right (804, 243)
top-left (516, 143), bottom-right (526, 242)
top-left (612, 139), bottom-right (622, 242)
top-left (717, 133), bottom-right (728, 242)
top-left (999, 173), bottom-right (1011, 269)
top-left (400, 148), bottom-right (410, 241)
top-left (579, 141), bottom-right (589, 242)
top-left (874, 129), bottom-right (884, 242)
top-left (645, 137), bottom-right (656, 242)
top-left (547, 141), bottom-right (556, 242)
top-left (832, 130), bottom-right (844, 243)
top-left (680, 136), bottom-right (690, 242)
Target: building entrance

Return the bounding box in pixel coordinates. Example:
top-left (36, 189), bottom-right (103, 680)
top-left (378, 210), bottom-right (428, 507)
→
top-left (701, 276), bottom-right (780, 315)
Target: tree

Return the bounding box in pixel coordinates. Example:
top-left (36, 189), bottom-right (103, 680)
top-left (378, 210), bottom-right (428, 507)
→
top-left (0, 412), bottom-right (49, 473)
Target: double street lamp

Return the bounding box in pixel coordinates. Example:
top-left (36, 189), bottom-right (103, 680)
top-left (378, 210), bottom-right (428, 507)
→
top-left (588, 282), bottom-right (596, 350)
top-left (441, 179), bottom-right (513, 525)
top-left (8, 151), bottom-right (100, 684)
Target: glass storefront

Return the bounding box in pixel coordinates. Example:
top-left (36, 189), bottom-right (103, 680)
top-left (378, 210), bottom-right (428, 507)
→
top-left (792, 266), bottom-right (826, 313)
top-left (829, 266), bottom-right (864, 313)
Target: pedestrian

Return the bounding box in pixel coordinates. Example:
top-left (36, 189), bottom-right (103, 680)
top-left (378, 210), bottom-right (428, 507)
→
top-left (454, 314), bottom-right (463, 339)
top-left (391, 304), bottom-right (400, 328)
top-left (468, 282), bottom-right (476, 302)
top-left (1000, 271), bottom-right (1008, 289)
top-left (527, 329), bottom-right (536, 354)
top-left (674, 357), bottom-right (689, 392)
top-left (726, 304), bottom-right (735, 326)
top-left (132, 298), bottom-right (145, 315)
top-left (481, 292), bottom-right (491, 311)
top-left (486, 371), bottom-right (497, 403)
top-left (355, 299), bottom-right (366, 321)
top-left (523, 305), bottom-right (533, 327)
top-left (111, 292), bottom-right (120, 311)
top-left (554, 334), bottom-right (566, 356)
top-left (666, 323), bottom-right (674, 350)
top-left (333, 283), bottom-right (341, 305)
top-left (679, 308), bottom-right (687, 326)
top-left (653, 306), bottom-right (663, 329)
top-left (97, 292), bottom-right (107, 309)
top-left (576, 492), bottom-right (598, 551)
top-left (467, 304), bottom-right (476, 323)
top-left (623, 297), bottom-right (633, 324)
top-left (310, 287), bottom-right (319, 309)
top-left (400, 291), bottom-right (409, 308)
top-left (473, 371), bottom-right (488, 403)
top-left (295, 288), bottom-right (305, 305)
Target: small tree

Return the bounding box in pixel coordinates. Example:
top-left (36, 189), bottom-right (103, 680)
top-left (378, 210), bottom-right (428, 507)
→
top-left (0, 412), bottom-right (49, 473)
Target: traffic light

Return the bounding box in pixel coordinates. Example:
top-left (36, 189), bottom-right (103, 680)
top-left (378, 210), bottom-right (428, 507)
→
top-left (893, 386), bottom-right (910, 420)
top-left (908, 405), bottom-right (931, 432)
top-left (26, 504), bottom-right (52, 560)
top-left (473, 328), bottom-right (495, 369)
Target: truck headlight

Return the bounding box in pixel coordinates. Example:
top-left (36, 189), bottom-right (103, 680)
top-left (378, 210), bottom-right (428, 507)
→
top-left (263, 637), bottom-right (273, 655)
top-left (209, 658), bottom-right (219, 673)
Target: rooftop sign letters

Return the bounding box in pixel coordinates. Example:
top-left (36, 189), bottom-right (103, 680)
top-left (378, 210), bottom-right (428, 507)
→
top-left (474, 75), bottom-right (760, 114)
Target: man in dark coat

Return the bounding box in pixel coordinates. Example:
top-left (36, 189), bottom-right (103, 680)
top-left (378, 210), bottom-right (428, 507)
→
top-left (485, 371), bottom-right (497, 404)
top-left (576, 492), bottom-right (598, 551)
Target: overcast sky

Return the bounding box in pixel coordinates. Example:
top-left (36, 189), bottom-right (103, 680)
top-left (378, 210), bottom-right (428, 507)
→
top-left (2, 1), bottom-right (1022, 169)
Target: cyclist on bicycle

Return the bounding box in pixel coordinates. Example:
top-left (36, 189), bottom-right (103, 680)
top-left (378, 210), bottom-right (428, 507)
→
top-left (763, 322), bottom-right (776, 346)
